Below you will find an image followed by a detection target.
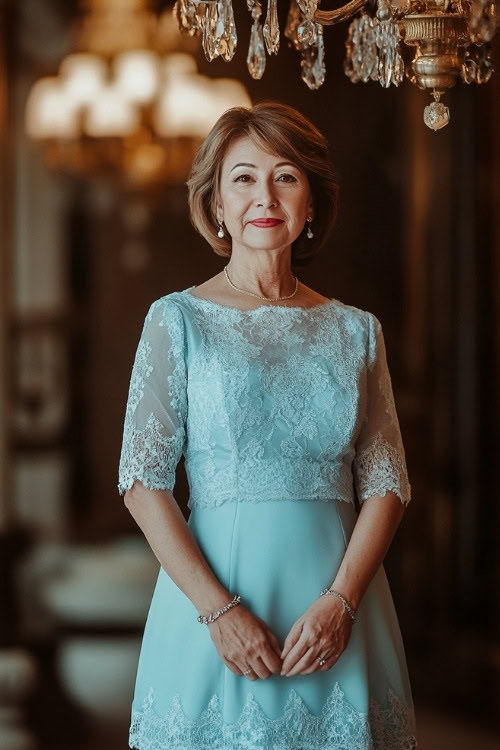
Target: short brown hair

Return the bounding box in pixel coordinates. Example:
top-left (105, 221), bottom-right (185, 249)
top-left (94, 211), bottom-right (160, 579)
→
top-left (186, 100), bottom-right (340, 267)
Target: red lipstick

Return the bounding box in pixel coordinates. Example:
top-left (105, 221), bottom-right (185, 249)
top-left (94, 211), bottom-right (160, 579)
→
top-left (249, 219), bottom-right (284, 227)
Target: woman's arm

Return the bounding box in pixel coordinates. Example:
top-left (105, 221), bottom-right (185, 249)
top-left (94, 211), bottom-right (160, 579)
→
top-left (119, 302), bottom-right (230, 614)
top-left (338, 310), bottom-right (411, 610)
top-left (279, 492), bottom-right (406, 675)
top-left (329, 491), bottom-right (405, 611)
top-left (124, 480), bottom-right (232, 616)
top-left (125, 480), bottom-right (284, 679)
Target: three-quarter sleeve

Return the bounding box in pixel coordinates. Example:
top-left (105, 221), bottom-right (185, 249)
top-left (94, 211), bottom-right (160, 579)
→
top-left (353, 311), bottom-right (411, 507)
top-left (118, 299), bottom-right (188, 496)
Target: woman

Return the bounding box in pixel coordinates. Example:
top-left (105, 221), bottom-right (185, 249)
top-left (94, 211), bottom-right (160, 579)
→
top-left (118, 100), bottom-right (418, 749)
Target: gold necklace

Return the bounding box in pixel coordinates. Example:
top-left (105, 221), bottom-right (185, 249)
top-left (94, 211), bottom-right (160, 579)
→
top-left (223, 265), bottom-right (299, 301)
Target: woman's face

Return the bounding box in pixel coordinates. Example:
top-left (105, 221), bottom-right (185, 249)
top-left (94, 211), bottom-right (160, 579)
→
top-left (217, 136), bottom-right (312, 254)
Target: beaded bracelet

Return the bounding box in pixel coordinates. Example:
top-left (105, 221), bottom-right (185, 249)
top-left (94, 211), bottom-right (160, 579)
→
top-left (197, 594), bottom-right (241, 624)
top-left (319, 588), bottom-right (356, 624)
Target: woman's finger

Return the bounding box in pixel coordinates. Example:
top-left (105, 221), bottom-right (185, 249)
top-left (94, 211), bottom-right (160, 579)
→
top-left (282, 643), bottom-right (317, 676)
top-left (263, 627), bottom-right (282, 660)
top-left (280, 623), bottom-right (303, 660)
top-left (300, 649), bottom-right (340, 675)
top-left (251, 655), bottom-right (273, 680)
top-left (238, 659), bottom-right (259, 680)
top-left (281, 625), bottom-right (315, 673)
top-left (269, 632), bottom-right (283, 659)
top-left (261, 642), bottom-right (284, 674)
top-left (224, 656), bottom-right (248, 676)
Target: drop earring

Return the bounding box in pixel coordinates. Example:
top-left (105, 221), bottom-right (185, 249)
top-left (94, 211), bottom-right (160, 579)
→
top-left (306, 217), bottom-right (313, 239)
top-left (217, 219), bottom-right (225, 238)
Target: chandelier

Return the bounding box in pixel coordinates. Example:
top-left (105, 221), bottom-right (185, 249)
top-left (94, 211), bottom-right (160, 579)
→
top-left (24, 1), bottom-right (251, 187)
top-left (174, 0), bottom-right (499, 129)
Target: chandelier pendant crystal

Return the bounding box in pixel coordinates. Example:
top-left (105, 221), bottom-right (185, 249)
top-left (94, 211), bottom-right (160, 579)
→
top-left (263, 0), bottom-right (281, 54)
top-left (423, 89), bottom-right (451, 129)
top-left (175, 0), bottom-right (500, 129)
top-left (247, 1), bottom-right (267, 78)
top-left (297, 0), bottom-right (320, 47)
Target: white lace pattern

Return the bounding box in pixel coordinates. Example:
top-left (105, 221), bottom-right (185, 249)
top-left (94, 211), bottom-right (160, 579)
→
top-left (118, 290), bottom-right (411, 510)
top-left (129, 683), bottom-right (418, 750)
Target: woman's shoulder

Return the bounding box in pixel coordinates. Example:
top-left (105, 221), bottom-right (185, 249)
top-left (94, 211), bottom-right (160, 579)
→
top-left (141, 291), bottom-right (189, 330)
top-left (147, 286), bottom-right (194, 308)
top-left (331, 297), bottom-right (377, 332)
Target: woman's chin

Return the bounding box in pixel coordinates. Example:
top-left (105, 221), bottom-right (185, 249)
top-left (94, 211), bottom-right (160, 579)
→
top-left (233, 231), bottom-right (296, 252)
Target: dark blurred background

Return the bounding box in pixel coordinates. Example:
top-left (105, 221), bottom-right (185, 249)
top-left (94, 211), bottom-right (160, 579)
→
top-left (1, 1), bottom-right (499, 748)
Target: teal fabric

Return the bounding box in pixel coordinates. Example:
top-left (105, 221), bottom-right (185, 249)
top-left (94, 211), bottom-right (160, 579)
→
top-left (118, 287), bottom-right (417, 749)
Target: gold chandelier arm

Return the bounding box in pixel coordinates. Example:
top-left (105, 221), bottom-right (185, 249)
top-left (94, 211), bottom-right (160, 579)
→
top-left (314, 0), bottom-right (369, 26)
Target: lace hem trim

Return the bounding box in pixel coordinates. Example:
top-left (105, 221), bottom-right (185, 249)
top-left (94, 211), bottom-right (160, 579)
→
top-left (129, 682), bottom-right (418, 750)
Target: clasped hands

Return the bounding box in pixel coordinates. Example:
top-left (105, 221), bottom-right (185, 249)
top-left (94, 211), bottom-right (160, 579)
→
top-left (280, 596), bottom-right (353, 676)
top-left (208, 594), bottom-right (353, 680)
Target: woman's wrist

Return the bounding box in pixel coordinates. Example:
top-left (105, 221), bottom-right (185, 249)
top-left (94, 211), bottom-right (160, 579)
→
top-left (329, 574), bottom-right (362, 611)
top-left (319, 587), bottom-right (357, 623)
top-left (197, 594), bottom-right (241, 624)
top-left (193, 585), bottom-right (235, 618)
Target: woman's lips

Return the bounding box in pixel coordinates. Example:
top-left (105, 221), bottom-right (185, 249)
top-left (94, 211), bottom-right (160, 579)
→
top-left (249, 219), bottom-right (284, 227)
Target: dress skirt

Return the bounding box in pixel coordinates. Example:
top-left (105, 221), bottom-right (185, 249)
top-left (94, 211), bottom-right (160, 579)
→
top-left (128, 498), bottom-right (418, 750)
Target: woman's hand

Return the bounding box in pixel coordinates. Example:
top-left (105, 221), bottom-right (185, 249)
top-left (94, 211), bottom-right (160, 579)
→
top-left (280, 596), bottom-right (352, 676)
top-left (208, 605), bottom-right (283, 680)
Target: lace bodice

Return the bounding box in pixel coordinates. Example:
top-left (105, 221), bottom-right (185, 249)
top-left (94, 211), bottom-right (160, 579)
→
top-left (118, 286), bottom-right (411, 510)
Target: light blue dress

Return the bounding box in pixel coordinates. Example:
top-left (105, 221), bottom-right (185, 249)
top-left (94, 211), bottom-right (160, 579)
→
top-left (118, 285), bottom-right (418, 750)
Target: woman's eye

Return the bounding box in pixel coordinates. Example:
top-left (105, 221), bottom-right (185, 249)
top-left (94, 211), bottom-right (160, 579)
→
top-left (234, 173), bottom-right (297, 182)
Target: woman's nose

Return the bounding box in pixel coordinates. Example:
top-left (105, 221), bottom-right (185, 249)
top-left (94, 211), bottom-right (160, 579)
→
top-left (253, 178), bottom-right (278, 208)
top-left (255, 189), bottom-right (277, 209)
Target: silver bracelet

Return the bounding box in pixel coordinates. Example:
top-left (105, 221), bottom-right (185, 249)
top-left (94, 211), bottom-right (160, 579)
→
top-left (319, 587), bottom-right (356, 624)
top-left (197, 594), bottom-right (241, 624)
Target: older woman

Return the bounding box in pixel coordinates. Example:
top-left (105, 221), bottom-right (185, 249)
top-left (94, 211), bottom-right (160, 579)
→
top-left (118, 101), bottom-right (418, 749)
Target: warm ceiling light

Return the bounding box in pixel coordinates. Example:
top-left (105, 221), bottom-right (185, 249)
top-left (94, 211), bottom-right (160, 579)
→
top-left (24, 2), bottom-right (252, 186)
top-left (85, 85), bottom-right (141, 136)
top-left (25, 78), bottom-right (81, 139)
top-left (113, 50), bottom-right (161, 103)
top-left (59, 54), bottom-right (107, 106)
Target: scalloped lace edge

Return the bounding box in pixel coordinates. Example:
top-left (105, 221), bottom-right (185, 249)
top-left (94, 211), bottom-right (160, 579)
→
top-left (129, 681), bottom-right (418, 749)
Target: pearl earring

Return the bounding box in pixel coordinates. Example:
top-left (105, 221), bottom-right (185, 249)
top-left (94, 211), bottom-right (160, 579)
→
top-left (217, 219), bottom-right (224, 238)
top-left (306, 217), bottom-right (313, 239)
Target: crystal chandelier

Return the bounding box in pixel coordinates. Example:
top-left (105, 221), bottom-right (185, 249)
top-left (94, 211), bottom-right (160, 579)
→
top-left (174, 0), bottom-right (499, 130)
top-left (24, 1), bottom-right (251, 186)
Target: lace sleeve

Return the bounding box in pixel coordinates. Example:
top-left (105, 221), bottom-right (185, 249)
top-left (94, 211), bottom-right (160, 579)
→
top-left (118, 299), bottom-right (187, 496)
top-left (353, 311), bottom-right (411, 507)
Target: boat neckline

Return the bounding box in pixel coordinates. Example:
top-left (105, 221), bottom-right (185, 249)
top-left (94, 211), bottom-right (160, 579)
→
top-left (180, 286), bottom-right (338, 313)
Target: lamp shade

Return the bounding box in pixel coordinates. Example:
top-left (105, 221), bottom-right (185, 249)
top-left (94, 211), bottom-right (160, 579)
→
top-left (25, 78), bottom-right (81, 139)
top-left (60, 53), bottom-right (107, 106)
top-left (113, 49), bottom-right (160, 104)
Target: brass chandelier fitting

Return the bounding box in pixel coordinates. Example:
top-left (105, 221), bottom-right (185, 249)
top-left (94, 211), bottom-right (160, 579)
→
top-left (174, 0), bottom-right (499, 129)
